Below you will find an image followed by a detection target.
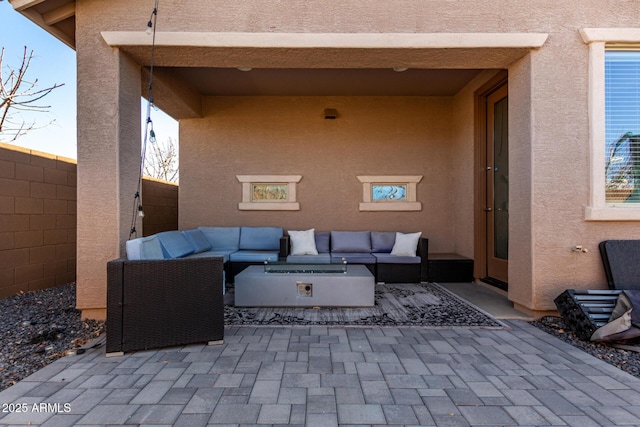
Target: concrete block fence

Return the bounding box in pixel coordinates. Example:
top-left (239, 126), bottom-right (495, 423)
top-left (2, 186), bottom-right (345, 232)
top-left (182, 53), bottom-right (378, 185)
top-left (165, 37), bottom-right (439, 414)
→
top-left (0, 143), bottom-right (178, 298)
top-left (141, 177), bottom-right (178, 237)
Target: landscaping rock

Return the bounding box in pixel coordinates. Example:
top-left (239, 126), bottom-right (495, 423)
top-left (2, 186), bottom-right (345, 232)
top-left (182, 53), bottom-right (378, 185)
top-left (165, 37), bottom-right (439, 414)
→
top-left (0, 283), bottom-right (104, 392)
top-left (531, 316), bottom-right (640, 378)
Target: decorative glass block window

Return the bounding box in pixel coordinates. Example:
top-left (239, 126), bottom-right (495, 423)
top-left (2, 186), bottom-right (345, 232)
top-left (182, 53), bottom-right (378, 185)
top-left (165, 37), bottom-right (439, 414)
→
top-left (372, 184), bottom-right (407, 201)
top-left (605, 50), bottom-right (640, 204)
top-left (251, 184), bottom-right (288, 201)
top-left (237, 175), bottom-right (302, 210)
top-left (357, 175), bottom-right (422, 211)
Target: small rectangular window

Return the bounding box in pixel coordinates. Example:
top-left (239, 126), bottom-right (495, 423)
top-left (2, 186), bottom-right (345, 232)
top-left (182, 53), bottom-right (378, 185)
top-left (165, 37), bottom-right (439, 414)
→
top-left (371, 184), bottom-right (407, 201)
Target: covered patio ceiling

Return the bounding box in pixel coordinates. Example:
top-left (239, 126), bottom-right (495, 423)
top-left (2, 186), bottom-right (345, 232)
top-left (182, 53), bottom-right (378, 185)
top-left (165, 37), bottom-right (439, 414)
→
top-left (102, 31), bottom-right (547, 118)
top-left (9, 0), bottom-right (76, 49)
top-left (160, 67), bottom-right (483, 97)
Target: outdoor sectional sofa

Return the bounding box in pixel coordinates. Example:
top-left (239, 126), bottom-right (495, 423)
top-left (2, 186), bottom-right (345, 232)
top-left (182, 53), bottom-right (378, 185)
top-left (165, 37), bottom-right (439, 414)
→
top-left (281, 230), bottom-right (429, 283)
top-left (120, 226), bottom-right (429, 285)
top-left (125, 226), bottom-right (428, 283)
top-left (106, 256), bottom-right (225, 354)
top-left (107, 226), bottom-right (285, 352)
top-left (107, 227), bottom-right (428, 352)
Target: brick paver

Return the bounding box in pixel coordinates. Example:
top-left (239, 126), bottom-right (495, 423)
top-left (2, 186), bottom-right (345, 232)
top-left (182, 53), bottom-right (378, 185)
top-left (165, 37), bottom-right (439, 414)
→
top-left (1, 320), bottom-right (640, 426)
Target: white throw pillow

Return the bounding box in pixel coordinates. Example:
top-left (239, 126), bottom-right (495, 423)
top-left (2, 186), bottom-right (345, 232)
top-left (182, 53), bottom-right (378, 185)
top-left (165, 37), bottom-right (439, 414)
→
top-left (289, 229), bottom-right (319, 255)
top-left (390, 232), bottom-right (422, 257)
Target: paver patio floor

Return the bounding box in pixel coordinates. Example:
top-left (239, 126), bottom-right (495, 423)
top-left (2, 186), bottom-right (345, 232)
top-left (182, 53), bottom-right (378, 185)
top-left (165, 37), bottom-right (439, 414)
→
top-left (1, 321), bottom-right (640, 426)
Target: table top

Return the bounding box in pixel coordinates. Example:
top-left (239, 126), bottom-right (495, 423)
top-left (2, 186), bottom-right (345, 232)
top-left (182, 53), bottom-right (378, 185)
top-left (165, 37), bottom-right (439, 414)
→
top-left (238, 264), bottom-right (373, 278)
top-left (264, 262), bottom-right (347, 274)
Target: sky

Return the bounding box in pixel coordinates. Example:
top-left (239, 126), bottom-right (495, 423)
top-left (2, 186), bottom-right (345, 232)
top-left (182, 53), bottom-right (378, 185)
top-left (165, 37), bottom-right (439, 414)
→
top-left (0, 1), bottom-right (177, 160)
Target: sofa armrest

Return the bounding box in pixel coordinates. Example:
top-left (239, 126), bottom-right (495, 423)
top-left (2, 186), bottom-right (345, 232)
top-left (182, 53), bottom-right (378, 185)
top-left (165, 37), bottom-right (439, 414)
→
top-left (280, 235), bottom-right (290, 259)
top-left (107, 256), bottom-right (224, 353)
top-left (418, 237), bottom-right (429, 282)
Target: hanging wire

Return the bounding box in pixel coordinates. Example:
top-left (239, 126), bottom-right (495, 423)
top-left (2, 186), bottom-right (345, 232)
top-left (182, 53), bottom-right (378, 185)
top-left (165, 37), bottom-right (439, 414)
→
top-left (129, 0), bottom-right (159, 239)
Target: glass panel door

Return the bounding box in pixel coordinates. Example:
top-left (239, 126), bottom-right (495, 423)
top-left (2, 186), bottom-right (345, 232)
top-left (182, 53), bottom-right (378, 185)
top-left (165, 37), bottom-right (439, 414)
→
top-left (486, 84), bottom-right (508, 284)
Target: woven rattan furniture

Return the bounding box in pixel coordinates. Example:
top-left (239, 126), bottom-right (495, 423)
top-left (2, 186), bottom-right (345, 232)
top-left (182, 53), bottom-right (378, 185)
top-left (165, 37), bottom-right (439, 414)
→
top-left (107, 256), bottom-right (225, 354)
top-left (554, 289), bottom-right (622, 340)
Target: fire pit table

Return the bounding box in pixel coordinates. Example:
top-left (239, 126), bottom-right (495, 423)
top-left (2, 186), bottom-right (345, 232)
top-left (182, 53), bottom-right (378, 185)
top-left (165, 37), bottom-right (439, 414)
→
top-left (234, 262), bottom-right (375, 307)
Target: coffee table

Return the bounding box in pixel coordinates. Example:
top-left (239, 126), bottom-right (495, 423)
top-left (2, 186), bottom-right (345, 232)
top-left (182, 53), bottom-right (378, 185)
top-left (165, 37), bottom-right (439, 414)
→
top-left (234, 263), bottom-right (375, 307)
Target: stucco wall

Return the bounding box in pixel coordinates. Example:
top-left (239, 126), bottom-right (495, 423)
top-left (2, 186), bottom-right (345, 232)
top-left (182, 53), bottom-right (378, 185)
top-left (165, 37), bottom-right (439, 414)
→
top-left (180, 96), bottom-right (456, 250)
top-left (65, 0), bottom-right (640, 316)
top-left (146, 0), bottom-right (640, 315)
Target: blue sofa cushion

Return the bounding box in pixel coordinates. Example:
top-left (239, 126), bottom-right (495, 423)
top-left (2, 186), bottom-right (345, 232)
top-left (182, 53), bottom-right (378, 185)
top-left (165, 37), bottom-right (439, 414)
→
top-left (186, 250), bottom-right (233, 263)
top-left (182, 229), bottom-right (212, 254)
top-left (287, 254), bottom-right (332, 264)
top-left (240, 226), bottom-right (283, 250)
top-left (315, 232), bottom-right (330, 253)
top-left (371, 231), bottom-right (396, 253)
top-left (125, 235), bottom-right (165, 260)
top-left (331, 252), bottom-right (376, 264)
top-left (156, 231), bottom-right (195, 258)
top-left (198, 226), bottom-right (241, 251)
top-left (229, 250), bottom-right (280, 263)
top-left (373, 253), bottom-right (421, 264)
top-left (330, 231), bottom-right (371, 253)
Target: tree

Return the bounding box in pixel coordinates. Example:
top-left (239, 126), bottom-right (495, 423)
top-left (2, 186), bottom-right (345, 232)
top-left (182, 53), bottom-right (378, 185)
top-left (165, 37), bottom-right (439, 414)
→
top-left (144, 136), bottom-right (179, 183)
top-left (0, 46), bottom-right (64, 142)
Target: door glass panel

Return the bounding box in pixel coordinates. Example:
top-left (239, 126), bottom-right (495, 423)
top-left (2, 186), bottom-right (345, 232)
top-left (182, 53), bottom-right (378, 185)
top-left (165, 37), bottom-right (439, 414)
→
top-left (493, 96), bottom-right (509, 260)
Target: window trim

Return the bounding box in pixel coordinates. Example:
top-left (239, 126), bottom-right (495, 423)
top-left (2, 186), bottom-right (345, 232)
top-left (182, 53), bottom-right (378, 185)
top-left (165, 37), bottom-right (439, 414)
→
top-left (581, 28), bottom-right (640, 220)
top-left (236, 175), bottom-right (302, 210)
top-left (357, 175), bottom-right (422, 211)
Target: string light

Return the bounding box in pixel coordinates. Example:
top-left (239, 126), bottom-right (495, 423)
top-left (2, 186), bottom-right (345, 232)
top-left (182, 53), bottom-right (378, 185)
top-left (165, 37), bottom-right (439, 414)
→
top-left (130, 0), bottom-right (159, 239)
top-left (149, 120), bottom-right (156, 143)
top-left (146, 5), bottom-right (157, 35)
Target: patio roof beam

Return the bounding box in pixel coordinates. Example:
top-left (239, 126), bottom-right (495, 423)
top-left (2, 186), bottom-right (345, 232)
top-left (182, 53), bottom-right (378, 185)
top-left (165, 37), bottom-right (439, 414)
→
top-left (10, 0), bottom-right (47, 11)
top-left (102, 31), bottom-right (548, 50)
top-left (42, 2), bottom-right (75, 26)
top-left (142, 67), bottom-right (202, 119)
top-left (9, 0), bottom-right (75, 49)
top-left (102, 31), bottom-right (548, 70)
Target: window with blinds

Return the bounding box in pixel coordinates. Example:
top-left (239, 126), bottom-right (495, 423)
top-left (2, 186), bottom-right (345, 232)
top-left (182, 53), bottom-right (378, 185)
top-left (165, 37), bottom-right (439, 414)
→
top-left (605, 50), bottom-right (640, 203)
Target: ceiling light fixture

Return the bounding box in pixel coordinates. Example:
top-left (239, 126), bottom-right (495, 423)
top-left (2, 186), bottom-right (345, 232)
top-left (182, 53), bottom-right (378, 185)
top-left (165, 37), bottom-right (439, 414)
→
top-left (237, 67), bottom-right (253, 72)
top-left (393, 67), bottom-right (409, 72)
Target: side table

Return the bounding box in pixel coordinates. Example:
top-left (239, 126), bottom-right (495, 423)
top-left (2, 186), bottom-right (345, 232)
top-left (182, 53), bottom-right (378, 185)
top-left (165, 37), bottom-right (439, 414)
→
top-left (428, 253), bottom-right (474, 282)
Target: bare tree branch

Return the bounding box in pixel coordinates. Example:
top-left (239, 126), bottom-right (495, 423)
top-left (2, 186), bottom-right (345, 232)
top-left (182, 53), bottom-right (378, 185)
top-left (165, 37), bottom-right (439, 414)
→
top-left (144, 136), bottom-right (179, 183)
top-left (0, 46), bottom-right (64, 141)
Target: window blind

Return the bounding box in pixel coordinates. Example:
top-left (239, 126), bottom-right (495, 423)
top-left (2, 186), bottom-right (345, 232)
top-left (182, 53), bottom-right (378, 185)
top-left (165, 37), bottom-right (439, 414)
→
top-left (605, 50), bottom-right (640, 203)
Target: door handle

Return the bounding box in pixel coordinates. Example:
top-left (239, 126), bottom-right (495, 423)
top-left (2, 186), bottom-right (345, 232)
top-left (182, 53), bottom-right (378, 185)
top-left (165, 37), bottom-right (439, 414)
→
top-left (484, 207), bottom-right (492, 211)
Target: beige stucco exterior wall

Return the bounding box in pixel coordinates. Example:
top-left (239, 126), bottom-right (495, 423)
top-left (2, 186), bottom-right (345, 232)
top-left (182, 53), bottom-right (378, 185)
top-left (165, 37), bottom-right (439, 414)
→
top-left (508, 55), bottom-right (536, 310)
top-left (75, 1), bottom-right (144, 319)
top-left (65, 0), bottom-right (640, 317)
top-left (180, 96), bottom-right (456, 250)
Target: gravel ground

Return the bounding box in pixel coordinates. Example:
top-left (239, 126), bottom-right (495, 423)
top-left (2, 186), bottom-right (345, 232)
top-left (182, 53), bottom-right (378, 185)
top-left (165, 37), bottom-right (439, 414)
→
top-left (1, 284), bottom-right (639, 393)
top-left (531, 315), bottom-right (640, 378)
top-left (0, 283), bottom-right (104, 392)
